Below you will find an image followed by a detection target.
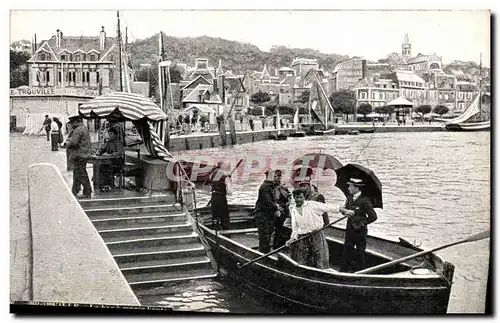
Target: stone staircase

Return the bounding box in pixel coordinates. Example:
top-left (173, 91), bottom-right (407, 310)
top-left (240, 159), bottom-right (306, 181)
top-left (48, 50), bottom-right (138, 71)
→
top-left (78, 194), bottom-right (217, 294)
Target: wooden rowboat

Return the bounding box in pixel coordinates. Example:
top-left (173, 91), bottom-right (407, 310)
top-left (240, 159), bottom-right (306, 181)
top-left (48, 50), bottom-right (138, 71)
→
top-left (194, 204), bottom-right (455, 314)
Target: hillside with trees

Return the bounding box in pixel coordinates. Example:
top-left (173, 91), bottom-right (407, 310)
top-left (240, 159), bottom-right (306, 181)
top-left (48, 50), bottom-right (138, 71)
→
top-left (128, 34), bottom-right (351, 74)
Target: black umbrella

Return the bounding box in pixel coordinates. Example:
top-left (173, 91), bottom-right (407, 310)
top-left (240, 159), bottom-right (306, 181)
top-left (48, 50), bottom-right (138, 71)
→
top-left (292, 153), bottom-right (343, 171)
top-left (334, 163), bottom-right (383, 209)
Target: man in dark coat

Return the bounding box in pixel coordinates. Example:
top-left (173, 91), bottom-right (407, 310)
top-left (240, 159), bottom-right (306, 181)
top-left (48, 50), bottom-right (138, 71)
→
top-left (210, 162), bottom-right (232, 230)
top-left (39, 114), bottom-right (51, 141)
top-left (95, 127), bottom-right (124, 191)
top-left (273, 182), bottom-right (292, 249)
top-left (66, 115), bottom-right (92, 198)
top-left (340, 178), bottom-right (378, 272)
top-left (254, 169), bottom-right (282, 253)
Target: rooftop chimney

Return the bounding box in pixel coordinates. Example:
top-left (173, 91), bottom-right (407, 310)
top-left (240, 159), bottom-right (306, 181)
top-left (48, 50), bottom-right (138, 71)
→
top-left (99, 26), bottom-right (106, 50)
top-left (56, 29), bottom-right (61, 47)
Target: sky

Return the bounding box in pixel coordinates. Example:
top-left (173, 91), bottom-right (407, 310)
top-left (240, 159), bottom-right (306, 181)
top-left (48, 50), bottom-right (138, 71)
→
top-left (9, 9), bottom-right (490, 66)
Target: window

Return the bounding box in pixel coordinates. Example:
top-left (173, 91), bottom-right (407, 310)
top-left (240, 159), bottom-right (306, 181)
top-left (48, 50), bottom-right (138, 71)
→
top-left (89, 54), bottom-right (96, 61)
top-left (58, 71), bottom-right (62, 83)
top-left (372, 92), bottom-right (376, 100)
top-left (96, 71), bottom-right (100, 83)
top-left (40, 53), bottom-right (46, 61)
top-left (61, 54), bottom-right (66, 61)
top-left (86, 71), bottom-right (90, 83)
top-left (445, 94), bottom-right (449, 100)
top-left (46, 71), bottom-right (50, 82)
top-left (74, 54), bottom-right (80, 62)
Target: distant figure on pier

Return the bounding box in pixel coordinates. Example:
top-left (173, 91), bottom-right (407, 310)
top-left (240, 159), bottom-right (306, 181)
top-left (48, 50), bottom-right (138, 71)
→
top-left (210, 161), bottom-right (232, 230)
top-left (38, 114), bottom-right (51, 141)
top-left (49, 118), bottom-right (59, 151)
top-left (249, 118), bottom-right (255, 131)
top-left (254, 169), bottom-right (282, 253)
top-left (53, 117), bottom-right (63, 147)
top-left (66, 115), bottom-right (92, 199)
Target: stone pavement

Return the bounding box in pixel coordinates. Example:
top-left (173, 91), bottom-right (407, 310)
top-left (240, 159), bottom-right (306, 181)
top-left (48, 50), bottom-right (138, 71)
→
top-left (10, 134), bottom-right (78, 301)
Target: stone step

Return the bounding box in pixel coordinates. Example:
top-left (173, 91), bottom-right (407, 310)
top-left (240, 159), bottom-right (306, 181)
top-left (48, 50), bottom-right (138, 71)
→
top-left (79, 194), bottom-right (177, 209)
top-left (98, 223), bottom-right (194, 239)
top-left (105, 232), bottom-right (200, 251)
top-left (112, 243), bottom-right (207, 263)
top-left (91, 213), bottom-right (187, 228)
top-left (84, 204), bottom-right (184, 217)
top-left (119, 256), bottom-right (212, 275)
top-left (126, 269), bottom-right (218, 290)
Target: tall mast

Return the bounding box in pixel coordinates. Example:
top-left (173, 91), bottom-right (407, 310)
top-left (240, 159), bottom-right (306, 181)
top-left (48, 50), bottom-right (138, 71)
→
top-left (158, 32), bottom-right (163, 112)
top-left (117, 11), bottom-right (123, 92)
top-left (479, 53), bottom-right (482, 119)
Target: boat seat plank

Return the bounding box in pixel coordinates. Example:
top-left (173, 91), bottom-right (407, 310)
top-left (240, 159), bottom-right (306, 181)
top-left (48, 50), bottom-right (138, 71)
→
top-left (219, 228), bottom-right (258, 235)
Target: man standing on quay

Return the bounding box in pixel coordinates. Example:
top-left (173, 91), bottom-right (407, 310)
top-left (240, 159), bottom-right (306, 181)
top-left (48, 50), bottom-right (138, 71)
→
top-left (66, 115), bottom-right (92, 198)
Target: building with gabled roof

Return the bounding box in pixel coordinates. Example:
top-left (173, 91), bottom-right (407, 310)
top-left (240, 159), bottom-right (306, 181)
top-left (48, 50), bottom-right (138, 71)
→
top-left (26, 27), bottom-right (132, 92)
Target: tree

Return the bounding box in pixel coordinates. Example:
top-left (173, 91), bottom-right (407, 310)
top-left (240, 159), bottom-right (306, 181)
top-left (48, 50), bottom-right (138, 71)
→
top-left (247, 106), bottom-right (264, 116)
top-left (329, 90), bottom-right (356, 121)
top-left (434, 105), bottom-right (449, 115)
top-left (415, 105), bottom-right (432, 116)
top-left (250, 91), bottom-right (271, 106)
top-left (276, 105), bottom-right (294, 115)
top-left (10, 50), bottom-right (30, 88)
top-left (297, 90), bottom-right (310, 104)
top-left (357, 103), bottom-right (373, 117)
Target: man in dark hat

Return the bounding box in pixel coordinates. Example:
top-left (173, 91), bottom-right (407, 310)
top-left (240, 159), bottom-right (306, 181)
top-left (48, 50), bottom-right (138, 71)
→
top-left (253, 168), bottom-right (283, 253)
top-left (209, 161), bottom-right (232, 230)
top-left (340, 178), bottom-right (378, 272)
top-left (66, 114), bottom-right (92, 198)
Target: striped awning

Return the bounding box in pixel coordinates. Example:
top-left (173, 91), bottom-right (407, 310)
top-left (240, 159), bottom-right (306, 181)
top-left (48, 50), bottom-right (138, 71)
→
top-left (79, 92), bottom-right (167, 121)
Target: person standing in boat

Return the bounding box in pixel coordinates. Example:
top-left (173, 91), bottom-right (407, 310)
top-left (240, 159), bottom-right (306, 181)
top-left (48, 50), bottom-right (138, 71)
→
top-left (341, 178), bottom-right (378, 272)
top-left (273, 182), bottom-right (292, 249)
top-left (210, 162), bottom-right (232, 230)
top-left (254, 169), bottom-right (283, 253)
top-left (286, 188), bottom-right (350, 269)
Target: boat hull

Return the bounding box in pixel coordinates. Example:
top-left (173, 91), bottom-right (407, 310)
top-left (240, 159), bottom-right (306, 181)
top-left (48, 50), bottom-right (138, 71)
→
top-left (289, 131), bottom-right (306, 137)
top-left (195, 205), bottom-right (454, 314)
top-left (312, 128), bottom-right (336, 136)
top-left (445, 121), bottom-right (490, 132)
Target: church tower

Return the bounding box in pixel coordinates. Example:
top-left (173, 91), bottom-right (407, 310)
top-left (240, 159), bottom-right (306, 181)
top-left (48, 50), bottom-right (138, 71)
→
top-left (402, 33), bottom-right (411, 62)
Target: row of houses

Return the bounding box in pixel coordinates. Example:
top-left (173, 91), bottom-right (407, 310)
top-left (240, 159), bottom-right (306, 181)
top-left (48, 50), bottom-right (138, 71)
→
top-left (10, 28), bottom-right (485, 130)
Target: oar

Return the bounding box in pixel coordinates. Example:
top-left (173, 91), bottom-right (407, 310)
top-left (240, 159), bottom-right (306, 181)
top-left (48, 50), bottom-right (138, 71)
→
top-left (205, 158), bottom-right (244, 207)
top-left (237, 215), bottom-right (349, 269)
top-left (356, 229), bottom-right (490, 275)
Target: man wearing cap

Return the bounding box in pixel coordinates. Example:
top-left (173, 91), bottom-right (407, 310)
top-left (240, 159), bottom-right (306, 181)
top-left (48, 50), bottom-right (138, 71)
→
top-left (340, 178), bottom-right (378, 272)
top-left (253, 169), bottom-right (283, 253)
top-left (66, 115), bottom-right (92, 198)
top-left (209, 161), bottom-right (232, 230)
